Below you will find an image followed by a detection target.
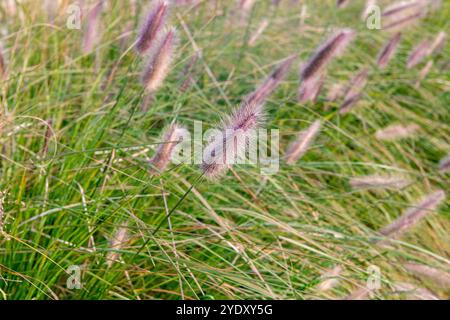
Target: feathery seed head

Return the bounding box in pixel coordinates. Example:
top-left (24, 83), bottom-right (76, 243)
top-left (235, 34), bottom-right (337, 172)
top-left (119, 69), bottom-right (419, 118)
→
top-left (375, 123), bottom-right (419, 141)
top-left (378, 190), bottom-right (446, 240)
top-left (141, 28), bottom-right (177, 92)
top-left (245, 54), bottom-right (296, 106)
top-left (349, 175), bottom-right (411, 190)
top-left (301, 29), bottom-right (355, 81)
top-left (136, 1), bottom-right (169, 55)
top-left (149, 123), bottom-right (187, 175)
top-left (339, 68), bottom-right (369, 114)
top-left (407, 40), bottom-right (432, 68)
top-left (403, 263), bottom-right (450, 288)
top-left (82, 1), bottom-right (103, 54)
top-left (201, 101), bottom-right (265, 179)
top-left (377, 33), bottom-right (402, 69)
top-left (285, 120), bottom-right (321, 165)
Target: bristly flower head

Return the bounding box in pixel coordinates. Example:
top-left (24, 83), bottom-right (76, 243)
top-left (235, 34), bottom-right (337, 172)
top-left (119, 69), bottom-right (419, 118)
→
top-left (285, 120), bottom-right (322, 165)
top-left (149, 123), bottom-right (188, 175)
top-left (375, 123), bottom-right (419, 141)
top-left (106, 223), bottom-right (129, 267)
top-left (407, 39), bottom-right (432, 69)
top-left (382, 0), bottom-right (428, 31)
top-left (378, 190), bottom-right (446, 240)
top-left (339, 68), bottom-right (369, 114)
top-left (141, 28), bottom-right (177, 92)
top-left (136, 1), bottom-right (169, 55)
top-left (350, 175), bottom-right (410, 190)
top-left (377, 33), bottom-right (402, 69)
top-left (201, 101), bottom-right (265, 179)
top-left (301, 29), bottom-right (355, 81)
top-left (403, 263), bottom-right (450, 288)
top-left (299, 29), bottom-right (355, 102)
top-left (82, 1), bottom-right (104, 54)
top-left (245, 54), bottom-right (296, 106)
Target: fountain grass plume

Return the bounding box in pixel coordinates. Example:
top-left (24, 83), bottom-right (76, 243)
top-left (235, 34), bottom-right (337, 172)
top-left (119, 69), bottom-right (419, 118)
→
top-left (201, 101), bottom-right (265, 179)
top-left (403, 263), bottom-right (450, 288)
top-left (136, 1), bottom-right (169, 55)
top-left (378, 190), bottom-right (446, 240)
top-left (350, 175), bottom-right (410, 190)
top-left (375, 123), bottom-right (419, 141)
top-left (246, 54), bottom-right (296, 106)
top-left (149, 123), bottom-right (188, 175)
top-left (285, 120), bottom-right (322, 165)
top-left (141, 28), bottom-right (177, 93)
top-left (407, 40), bottom-right (432, 68)
top-left (377, 33), bottom-right (402, 69)
top-left (82, 1), bottom-right (104, 54)
top-left (339, 68), bottom-right (369, 114)
top-left (301, 29), bottom-right (355, 81)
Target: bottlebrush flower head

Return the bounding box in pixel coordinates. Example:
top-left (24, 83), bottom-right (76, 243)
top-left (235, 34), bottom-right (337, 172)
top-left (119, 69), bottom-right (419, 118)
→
top-left (285, 120), bottom-right (321, 165)
top-left (136, 1), bottom-right (169, 55)
top-left (82, 1), bottom-right (104, 54)
top-left (350, 175), bottom-right (410, 190)
top-left (378, 190), bottom-right (446, 240)
top-left (141, 28), bottom-right (177, 93)
top-left (375, 123), bottom-right (419, 141)
top-left (245, 54), bottom-right (296, 106)
top-left (403, 263), bottom-right (450, 288)
top-left (300, 29), bottom-right (355, 82)
top-left (407, 39), bottom-right (432, 68)
top-left (149, 123), bottom-right (188, 175)
top-left (201, 101), bottom-right (265, 179)
top-left (339, 68), bottom-right (369, 114)
top-left (377, 33), bottom-right (402, 69)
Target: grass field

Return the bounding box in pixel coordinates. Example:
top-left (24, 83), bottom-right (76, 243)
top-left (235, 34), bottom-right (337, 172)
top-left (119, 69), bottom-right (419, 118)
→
top-left (0, 0), bottom-right (448, 300)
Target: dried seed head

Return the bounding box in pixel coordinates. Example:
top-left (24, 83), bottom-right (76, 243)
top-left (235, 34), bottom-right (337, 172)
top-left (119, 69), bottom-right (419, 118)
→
top-left (382, 1), bottom-right (428, 31)
top-left (415, 60), bottom-right (433, 87)
top-left (317, 265), bottom-right (342, 292)
top-left (301, 29), bottom-right (355, 81)
top-left (249, 19), bottom-right (269, 46)
top-left (403, 263), bottom-right (450, 288)
top-left (245, 54), bottom-right (296, 106)
top-left (382, 0), bottom-right (425, 17)
top-left (179, 50), bottom-right (201, 92)
top-left (438, 154), bottom-right (450, 173)
top-left (350, 175), bottom-right (410, 190)
top-left (393, 282), bottom-right (439, 300)
top-left (378, 190), bottom-right (446, 240)
top-left (377, 33), bottom-right (402, 69)
top-left (339, 68), bottom-right (369, 114)
top-left (345, 287), bottom-right (371, 300)
top-left (375, 123), bottom-right (419, 141)
top-left (407, 40), bottom-right (432, 68)
top-left (298, 74), bottom-right (325, 103)
top-left (428, 31), bottom-right (447, 55)
top-left (285, 120), bottom-right (321, 165)
top-left (141, 28), bottom-right (177, 92)
top-left (201, 101), bottom-right (265, 179)
top-left (136, 1), bottom-right (169, 55)
top-left (106, 223), bottom-right (129, 267)
top-left (149, 123), bottom-right (188, 175)
top-left (82, 1), bottom-right (103, 54)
